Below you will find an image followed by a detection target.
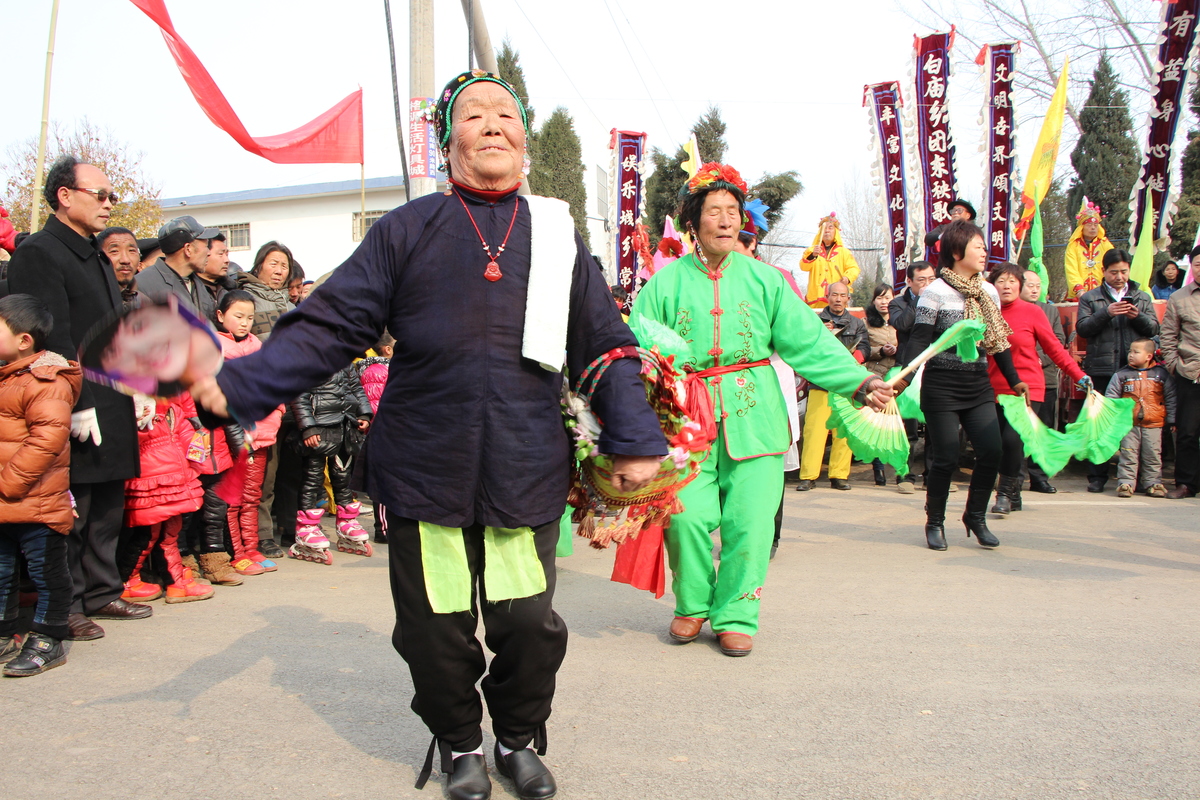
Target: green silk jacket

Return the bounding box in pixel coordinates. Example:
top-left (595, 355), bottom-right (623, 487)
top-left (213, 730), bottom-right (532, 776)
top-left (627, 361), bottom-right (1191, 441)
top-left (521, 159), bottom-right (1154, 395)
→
top-left (631, 252), bottom-right (873, 460)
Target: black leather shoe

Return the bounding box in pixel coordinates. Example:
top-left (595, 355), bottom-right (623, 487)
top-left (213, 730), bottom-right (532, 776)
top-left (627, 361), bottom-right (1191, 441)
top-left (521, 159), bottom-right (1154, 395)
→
top-left (494, 744), bottom-right (557, 800)
top-left (795, 479), bottom-right (815, 492)
top-left (1087, 480), bottom-right (1105, 493)
top-left (830, 479), bottom-right (851, 491)
top-left (66, 613), bottom-right (104, 641)
top-left (1029, 480), bottom-right (1057, 494)
top-left (446, 753), bottom-right (491, 800)
top-left (259, 538), bottom-right (286, 559)
top-left (90, 598), bottom-right (153, 620)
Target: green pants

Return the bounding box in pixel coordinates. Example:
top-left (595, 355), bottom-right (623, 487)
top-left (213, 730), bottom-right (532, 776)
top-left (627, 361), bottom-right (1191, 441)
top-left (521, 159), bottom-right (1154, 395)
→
top-left (666, 430), bottom-right (783, 635)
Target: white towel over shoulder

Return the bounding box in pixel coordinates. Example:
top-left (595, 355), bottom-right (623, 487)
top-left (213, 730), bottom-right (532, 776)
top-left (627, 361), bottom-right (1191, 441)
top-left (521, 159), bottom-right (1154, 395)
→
top-left (522, 195), bottom-right (577, 372)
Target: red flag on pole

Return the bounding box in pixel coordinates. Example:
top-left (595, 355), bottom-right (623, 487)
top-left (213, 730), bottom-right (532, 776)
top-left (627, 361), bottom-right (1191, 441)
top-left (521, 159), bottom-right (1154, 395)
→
top-left (130, 0), bottom-right (363, 164)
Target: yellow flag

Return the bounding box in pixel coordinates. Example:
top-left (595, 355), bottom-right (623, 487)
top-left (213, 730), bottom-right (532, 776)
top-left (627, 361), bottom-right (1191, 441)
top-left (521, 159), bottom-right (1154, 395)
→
top-left (681, 134), bottom-right (701, 178)
top-left (1130, 193), bottom-right (1155, 288)
top-left (1015, 58), bottom-right (1070, 240)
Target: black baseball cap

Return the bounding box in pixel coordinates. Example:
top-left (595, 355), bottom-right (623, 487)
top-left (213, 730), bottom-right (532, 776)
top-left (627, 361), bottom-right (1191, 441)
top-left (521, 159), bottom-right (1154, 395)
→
top-left (157, 216), bottom-right (220, 254)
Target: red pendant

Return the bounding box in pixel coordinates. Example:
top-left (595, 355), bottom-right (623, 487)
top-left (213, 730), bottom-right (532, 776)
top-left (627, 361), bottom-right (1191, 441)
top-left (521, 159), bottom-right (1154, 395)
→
top-left (484, 261), bottom-right (503, 281)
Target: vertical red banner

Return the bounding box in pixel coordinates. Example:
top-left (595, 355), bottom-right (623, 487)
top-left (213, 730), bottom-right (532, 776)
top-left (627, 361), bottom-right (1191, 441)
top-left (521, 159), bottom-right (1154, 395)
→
top-left (864, 82), bottom-right (911, 291)
top-left (980, 43), bottom-right (1017, 263)
top-left (912, 29), bottom-right (959, 256)
top-left (1129, 0), bottom-right (1200, 248)
top-left (609, 130), bottom-right (647, 307)
top-left (408, 98), bottom-right (436, 179)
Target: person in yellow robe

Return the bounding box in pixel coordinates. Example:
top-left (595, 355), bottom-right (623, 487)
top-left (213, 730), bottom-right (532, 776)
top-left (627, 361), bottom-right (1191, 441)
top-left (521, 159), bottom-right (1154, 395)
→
top-left (800, 212), bottom-right (860, 308)
top-left (1064, 199), bottom-right (1113, 301)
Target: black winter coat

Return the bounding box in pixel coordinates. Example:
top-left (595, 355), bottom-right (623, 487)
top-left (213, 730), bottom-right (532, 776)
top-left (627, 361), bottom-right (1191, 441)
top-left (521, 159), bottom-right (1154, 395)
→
top-left (1075, 280), bottom-right (1160, 376)
top-left (889, 288), bottom-right (920, 363)
top-left (291, 366), bottom-right (373, 436)
top-left (6, 216), bottom-right (139, 483)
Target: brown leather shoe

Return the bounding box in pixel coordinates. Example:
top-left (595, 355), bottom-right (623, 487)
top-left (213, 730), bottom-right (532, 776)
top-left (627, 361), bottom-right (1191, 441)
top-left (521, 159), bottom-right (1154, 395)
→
top-left (90, 598), bottom-right (153, 620)
top-left (716, 631), bottom-right (753, 657)
top-left (1167, 484), bottom-right (1197, 499)
top-left (66, 613), bottom-right (105, 641)
top-left (669, 616), bottom-right (705, 643)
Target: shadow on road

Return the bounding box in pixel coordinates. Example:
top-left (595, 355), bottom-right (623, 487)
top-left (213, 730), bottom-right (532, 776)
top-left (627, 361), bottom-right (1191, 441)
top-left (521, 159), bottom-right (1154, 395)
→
top-left (89, 604), bottom-right (427, 767)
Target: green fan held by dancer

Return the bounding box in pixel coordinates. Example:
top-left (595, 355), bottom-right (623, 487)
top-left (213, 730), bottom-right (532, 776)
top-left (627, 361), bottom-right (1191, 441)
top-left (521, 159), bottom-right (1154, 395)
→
top-left (628, 162), bottom-right (893, 657)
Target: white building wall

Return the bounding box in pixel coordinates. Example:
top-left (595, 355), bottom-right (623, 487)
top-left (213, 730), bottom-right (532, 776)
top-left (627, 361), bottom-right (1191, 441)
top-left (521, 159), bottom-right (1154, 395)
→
top-left (160, 186), bottom-right (409, 281)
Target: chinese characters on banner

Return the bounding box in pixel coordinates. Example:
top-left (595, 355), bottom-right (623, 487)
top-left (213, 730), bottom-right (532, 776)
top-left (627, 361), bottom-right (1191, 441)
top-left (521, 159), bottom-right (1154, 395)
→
top-left (864, 82), bottom-right (911, 291)
top-left (913, 29), bottom-right (960, 258)
top-left (408, 98), bottom-right (440, 180)
top-left (609, 130), bottom-right (647, 308)
top-left (979, 43), bottom-right (1017, 262)
top-left (1128, 0), bottom-right (1200, 248)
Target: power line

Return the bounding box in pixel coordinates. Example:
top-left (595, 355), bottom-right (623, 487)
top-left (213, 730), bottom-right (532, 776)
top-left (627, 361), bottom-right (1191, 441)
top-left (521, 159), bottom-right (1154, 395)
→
top-left (509, 0), bottom-right (607, 132)
top-left (599, 0), bottom-right (677, 142)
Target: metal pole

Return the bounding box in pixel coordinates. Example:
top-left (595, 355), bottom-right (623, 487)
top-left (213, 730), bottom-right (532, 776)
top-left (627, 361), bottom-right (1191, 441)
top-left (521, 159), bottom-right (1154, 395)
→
top-left (31, 0), bottom-right (61, 233)
top-left (384, 0), bottom-right (411, 202)
top-left (459, 0), bottom-right (525, 194)
top-left (467, 0), bottom-right (475, 69)
top-left (410, 0), bottom-right (437, 198)
top-left (460, 0), bottom-right (498, 74)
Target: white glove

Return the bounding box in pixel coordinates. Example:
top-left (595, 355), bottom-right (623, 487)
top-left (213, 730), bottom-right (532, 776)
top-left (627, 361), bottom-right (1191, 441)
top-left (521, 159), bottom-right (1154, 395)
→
top-left (134, 394), bottom-right (156, 430)
top-left (70, 408), bottom-right (103, 446)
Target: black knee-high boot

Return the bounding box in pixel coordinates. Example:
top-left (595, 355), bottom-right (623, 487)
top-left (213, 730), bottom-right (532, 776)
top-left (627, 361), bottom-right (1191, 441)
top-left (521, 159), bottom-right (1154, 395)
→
top-left (924, 483), bottom-right (948, 551)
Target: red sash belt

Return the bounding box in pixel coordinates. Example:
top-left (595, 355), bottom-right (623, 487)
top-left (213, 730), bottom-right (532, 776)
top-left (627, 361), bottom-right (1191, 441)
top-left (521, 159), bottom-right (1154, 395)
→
top-left (682, 358), bottom-right (772, 443)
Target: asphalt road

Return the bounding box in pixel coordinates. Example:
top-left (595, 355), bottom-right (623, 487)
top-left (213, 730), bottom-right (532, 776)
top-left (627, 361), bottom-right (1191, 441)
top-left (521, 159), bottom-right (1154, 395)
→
top-left (4, 473), bottom-right (1197, 800)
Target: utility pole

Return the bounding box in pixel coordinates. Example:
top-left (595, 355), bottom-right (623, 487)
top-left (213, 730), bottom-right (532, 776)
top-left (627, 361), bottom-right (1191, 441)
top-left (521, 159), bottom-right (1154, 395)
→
top-left (460, 0), bottom-right (498, 74)
top-left (410, 0), bottom-right (437, 198)
top-left (460, 0), bottom-right (527, 195)
top-left (31, 0), bottom-right (61, 233)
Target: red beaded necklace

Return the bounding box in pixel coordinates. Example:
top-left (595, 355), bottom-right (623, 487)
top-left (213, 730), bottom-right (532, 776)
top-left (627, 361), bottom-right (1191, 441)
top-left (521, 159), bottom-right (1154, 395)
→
top-left (453, 189), bottom-right (520, 282)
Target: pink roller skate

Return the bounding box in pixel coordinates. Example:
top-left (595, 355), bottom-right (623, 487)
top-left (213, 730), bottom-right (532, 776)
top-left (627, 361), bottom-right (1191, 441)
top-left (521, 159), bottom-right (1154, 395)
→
top-left (290, 509), bottom-right (333, 565)
top-left (335, 502), bottom-right (373, 557)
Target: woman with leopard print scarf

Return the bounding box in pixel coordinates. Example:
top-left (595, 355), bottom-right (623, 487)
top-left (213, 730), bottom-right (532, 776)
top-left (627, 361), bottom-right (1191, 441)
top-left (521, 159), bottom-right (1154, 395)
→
top-left (893, 221), bottom-right (1028, 552)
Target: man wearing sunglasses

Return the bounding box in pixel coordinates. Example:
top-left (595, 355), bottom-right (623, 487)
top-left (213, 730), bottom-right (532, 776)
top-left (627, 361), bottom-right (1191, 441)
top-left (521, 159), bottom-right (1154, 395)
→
top-left (7, 155), bottom-right (147, 641)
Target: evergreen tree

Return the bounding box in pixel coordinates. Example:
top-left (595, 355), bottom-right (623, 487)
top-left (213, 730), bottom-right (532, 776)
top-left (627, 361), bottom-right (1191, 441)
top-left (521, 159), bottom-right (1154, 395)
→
top-left (751, 171), bottom-right (803, 230)
top-left (496, 40), bottom-right (535, 130)
top-left (529, 107), bottom-right (591, 249)
top-left (643, 145), bottom-right (687, 242)
top-left (1169, 80), bottom-right (1200, 258)
top-left (693, 106), bottom-right (727, 163)
top-left (1066, 55), bottom-right (1139, 234)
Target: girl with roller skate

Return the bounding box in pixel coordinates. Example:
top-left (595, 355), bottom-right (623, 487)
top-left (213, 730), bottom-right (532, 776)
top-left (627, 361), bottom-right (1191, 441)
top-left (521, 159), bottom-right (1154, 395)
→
top-left (216, 291), bottom-right (284, 575)
top-left (289, 364), bottom-right (373, 564)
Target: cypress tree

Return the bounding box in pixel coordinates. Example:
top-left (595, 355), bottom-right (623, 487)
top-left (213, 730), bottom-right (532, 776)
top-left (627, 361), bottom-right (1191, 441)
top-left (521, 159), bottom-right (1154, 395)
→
top-left (1066, 55), bottom-right (1140, 234)
top-left (1169, 80), bottom-right (1200, 258)
top-left (750, 171), bottom-right (803, 230)
top-left (496, 40), bottom-right (535, 130)
top-left (529, 107), bottom-right (591, 248)
top-left (693, 106), bottom-right (727, 163)
top-left (643, 145), bottom-right (688, 244)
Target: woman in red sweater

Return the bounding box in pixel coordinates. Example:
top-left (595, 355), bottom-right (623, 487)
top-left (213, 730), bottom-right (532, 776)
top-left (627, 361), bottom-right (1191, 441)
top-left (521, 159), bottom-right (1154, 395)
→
top-left (987, 263), bottom-right (1088, 513)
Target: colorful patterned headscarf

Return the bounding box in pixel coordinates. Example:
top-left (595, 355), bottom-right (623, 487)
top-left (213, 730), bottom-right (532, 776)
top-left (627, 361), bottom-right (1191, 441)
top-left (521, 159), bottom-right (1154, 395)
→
top-left (433, 69), bottom-right (530, 151)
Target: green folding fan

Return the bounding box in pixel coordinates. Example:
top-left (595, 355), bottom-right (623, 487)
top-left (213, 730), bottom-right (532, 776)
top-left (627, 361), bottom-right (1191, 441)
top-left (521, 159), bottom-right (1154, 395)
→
top-left (826, 391), bottom-right (911, 475)
top-left (997, 394), bottom-right (1079, 477)
top-left (1064, 390), bottom-right (1135, 464)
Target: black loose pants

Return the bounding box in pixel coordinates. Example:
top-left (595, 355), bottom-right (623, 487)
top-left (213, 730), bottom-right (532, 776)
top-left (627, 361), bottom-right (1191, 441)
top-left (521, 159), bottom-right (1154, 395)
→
top-left (386, 513), bottom-right (568, 753)
top-left (69, 479), bottom-right (126, 614)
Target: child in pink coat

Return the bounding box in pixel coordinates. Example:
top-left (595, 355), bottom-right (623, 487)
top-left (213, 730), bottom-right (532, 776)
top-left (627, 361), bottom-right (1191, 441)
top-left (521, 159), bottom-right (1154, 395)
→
top-left (216, 291), bottom-right (283, 574)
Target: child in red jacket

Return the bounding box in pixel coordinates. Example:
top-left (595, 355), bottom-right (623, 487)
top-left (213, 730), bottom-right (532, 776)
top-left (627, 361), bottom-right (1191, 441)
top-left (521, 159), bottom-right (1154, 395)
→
top-left (124, 397), bottom-right (211, 604)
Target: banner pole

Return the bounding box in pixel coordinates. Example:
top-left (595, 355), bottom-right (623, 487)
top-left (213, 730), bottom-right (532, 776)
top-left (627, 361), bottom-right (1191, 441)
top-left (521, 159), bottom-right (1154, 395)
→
top-left (31, 0), bottom-right (61, 233)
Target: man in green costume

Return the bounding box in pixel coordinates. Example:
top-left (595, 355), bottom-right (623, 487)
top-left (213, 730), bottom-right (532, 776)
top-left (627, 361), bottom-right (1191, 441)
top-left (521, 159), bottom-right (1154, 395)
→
top-left (630, 163), bottom-right (892, 656)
